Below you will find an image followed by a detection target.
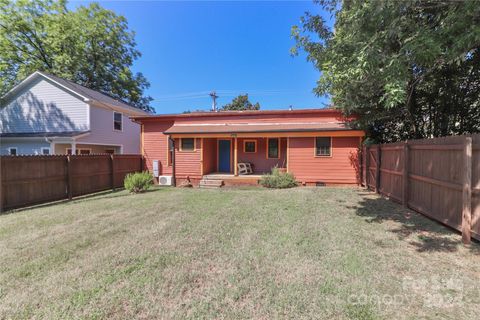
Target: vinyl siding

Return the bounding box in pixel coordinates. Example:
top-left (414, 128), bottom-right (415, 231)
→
top-left (77, 104), bottom-right (140, 153)
top-left (0, 77), bottom-right (88, 133)
top-left (288, 136), bottom-right (360, 184)
top-left (0, 139), bottom-right (51, 155)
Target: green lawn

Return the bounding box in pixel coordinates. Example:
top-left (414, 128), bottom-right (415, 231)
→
top-left (1, 187), bottom-right (479, 319)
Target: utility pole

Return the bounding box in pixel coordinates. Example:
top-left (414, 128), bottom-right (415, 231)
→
top-left (210, 91), bottom-right (219, 112)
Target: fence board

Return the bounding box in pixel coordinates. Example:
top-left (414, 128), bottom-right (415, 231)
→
top-left (361, 134), bottom-right (479, 243)
top-left (1, 154), bottom-right (143, 211)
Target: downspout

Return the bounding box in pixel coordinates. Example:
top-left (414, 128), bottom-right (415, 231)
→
top-left (169, 136), bottom-right (176, 187)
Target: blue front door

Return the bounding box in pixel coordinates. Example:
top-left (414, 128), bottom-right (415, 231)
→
top-left (218, 140), bottom-right (231, 172)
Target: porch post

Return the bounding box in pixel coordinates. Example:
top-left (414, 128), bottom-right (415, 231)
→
top-left (71, 141), bottom-right (76, 155)
top-left (234, 137), bottom-right (238, 176)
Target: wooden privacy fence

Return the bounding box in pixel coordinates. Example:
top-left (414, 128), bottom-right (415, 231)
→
top-left (361, 134), bottom-right (480, 244)
top-left (0, 154), bottom-right (143, 211)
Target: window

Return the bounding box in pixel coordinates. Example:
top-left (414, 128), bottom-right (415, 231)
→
top-left (66, 148), bottom-right (91, 155)
top-left (113, 112), bottom-right (123, 131)
top-left (8, 147), bottom-right (17, 156)
top-left (79, 149), bottom-right (91, 155)
top-left (244, 140), bottom-right (257, 153)
top-left (105, 149), bottom-right (115, 154)
top-left (315, 137), bottom-right (331, 156)
top-left (167, 139), bottom-right (174, 166)
top-left (180, 138), bottom-right (195, 152)
top-left (267, 138), bottom-right (279, 159)
top-left (41, 148), bottom-right (50, 155)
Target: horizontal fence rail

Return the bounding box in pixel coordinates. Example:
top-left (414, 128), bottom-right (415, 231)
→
top-left (361, 135), bottom-right (479, 244)
top-left (0, 154), bottom-right (143, 211)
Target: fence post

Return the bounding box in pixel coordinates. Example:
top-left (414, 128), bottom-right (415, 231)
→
top-left (403, 141), bottom-right (409, 207)
top-left (365, 145), bottom-right (370, 189)
top-left (111, 154), bottom-right (116, 191)
top-left (375, 144), bottom-right (381, 193)
top-left (462, 136), bottom-right (472, 245)
top-left (0, 157), bottom-right (4, 212)
top-left (67, 156), bottom-right (73, 200)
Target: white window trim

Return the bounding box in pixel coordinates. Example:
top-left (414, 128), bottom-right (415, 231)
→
top-left (8, 147), bottom-right (18, 156)
top-left (41, 147), bottom-right (51, 155)
top-left (113, 111), bottom-right (123, 132)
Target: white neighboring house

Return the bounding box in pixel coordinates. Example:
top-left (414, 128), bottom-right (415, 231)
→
top-left (0, 71), bottom-right (149, 155)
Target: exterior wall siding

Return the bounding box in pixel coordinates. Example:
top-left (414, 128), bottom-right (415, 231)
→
top-left (237, 137), bottom-right (287, 174)
top-left (0, 139), bottom-right (51, 155)
top-left (288, 136), bottom-right (360, 184)
top-left (142, 121), bottom-right (174, 176)
top-left (77, 104), bottom-right (140, 154)
top-left (174, 138), bottom-right (202, 178)
top-left (173, 112), bottom-right (344, 125)
top-left (202, 138), bottom-right (217, 174)
top-left (54, 143), bottom-right (121, 154)
top-left (0, 77), bottom-right (88, 133)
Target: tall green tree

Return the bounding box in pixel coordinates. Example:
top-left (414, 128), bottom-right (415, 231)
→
top-left (221, 94), bottom-right (260, 111)
top-left (0, 0), bottom-right (152, 111)
top-left (292, 0), bottom-right (480, 142)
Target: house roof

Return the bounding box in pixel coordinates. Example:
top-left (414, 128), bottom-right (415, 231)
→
top-left (1, 71), bottom-right (148, 116)
top-left (164, 122), bottom-right (353, 134)
top-left (132, 108), bottom-right (342, 121)
top-left (0, 131), bottom-right (90, 138)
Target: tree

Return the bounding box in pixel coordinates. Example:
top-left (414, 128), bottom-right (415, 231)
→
top-left (0, 0), bottom-right (153, 112)
top-left (221, 94), bottom-right (260, 111)
top-left (292, 0), bottom-right (480, 142)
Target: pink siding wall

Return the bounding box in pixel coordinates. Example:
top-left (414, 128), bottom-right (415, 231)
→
top-left (77, 105), bottom-right (141, 154)
top-left (202, 138), bottom-right (217, 174)
top-left (237, 138), bottom-right (287, 173)
top-left (173, 111), bottom-right (344, 125)
top-left (174, 138), bottom-right (202, 178)
top-left (288, 136), bottom-right (360, 184)
top-left (143, 121), bottom-right (173, 176)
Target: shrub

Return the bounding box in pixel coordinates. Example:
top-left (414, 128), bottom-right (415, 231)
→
top-left (260, 167), bottom-right (298, 189)
top-left (124, 171), bottom-right (153, 193)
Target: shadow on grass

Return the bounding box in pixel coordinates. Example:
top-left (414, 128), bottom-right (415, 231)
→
top-left (348, 190), bottom-right (480, 254)
top-left (1, 188), bottom-right (166, 215)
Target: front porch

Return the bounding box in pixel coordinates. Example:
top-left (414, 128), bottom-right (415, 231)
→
top-left (198, 137), bottom-right (288, 177)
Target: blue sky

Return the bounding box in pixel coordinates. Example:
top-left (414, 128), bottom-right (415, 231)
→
top-left (71, 1), bottom-right (332, 114)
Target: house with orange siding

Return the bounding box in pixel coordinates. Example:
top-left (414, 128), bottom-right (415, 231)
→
top-left (132, 108), bottom-right (364, 187)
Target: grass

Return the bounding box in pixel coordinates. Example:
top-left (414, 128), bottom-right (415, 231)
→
top-left (0, 186), bottom-right (479, 319)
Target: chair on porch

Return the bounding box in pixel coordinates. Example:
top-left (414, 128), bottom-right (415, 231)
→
top-left (237, 162), bottom-right (253, 175)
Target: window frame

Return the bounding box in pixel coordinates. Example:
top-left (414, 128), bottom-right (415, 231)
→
top-left (266, 138), bottom-right (280, 159)
top-left (113, 111), bottom-right (123, 132)
top-left (314, 137), bottom-right (332, 157)
top-left (179, 138), bottom-right (195, 152)
top-left (167, 138), bottom-right (174, 166)
top-left (243, 139), bottom-right (257, 153)
top-left (8, 147), bottom-right (18, 156)
top-left (66, 148), bottom-right (92, 155)
top-left (41, 147), bottom-right (50, 155)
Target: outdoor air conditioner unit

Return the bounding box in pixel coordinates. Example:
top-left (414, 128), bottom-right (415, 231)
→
top-left (158, 175), bottom-right (173, 186)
